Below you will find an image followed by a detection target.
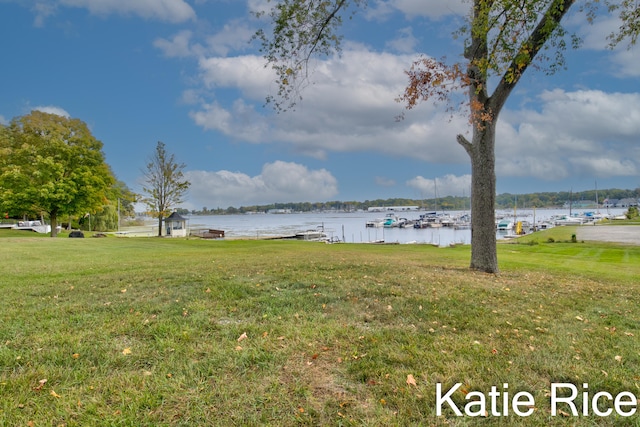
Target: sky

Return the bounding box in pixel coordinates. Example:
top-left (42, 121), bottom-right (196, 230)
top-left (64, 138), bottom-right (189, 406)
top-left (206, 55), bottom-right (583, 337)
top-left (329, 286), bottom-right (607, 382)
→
top-left (1, 0), bottom-right (639, 211)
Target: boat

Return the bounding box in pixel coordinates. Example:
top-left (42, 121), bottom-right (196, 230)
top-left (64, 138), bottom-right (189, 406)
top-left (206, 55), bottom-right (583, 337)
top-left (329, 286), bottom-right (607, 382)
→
top-left (383, 214), bottom-right (399, 228)
top-left (295, 230), bottom-right (328, 241)
top-left (553, 215), bottom-right (584, 226)
top-left (365, 219), bottom-right (385, 228)
top-left (497, 220), bottom-right (513, 231)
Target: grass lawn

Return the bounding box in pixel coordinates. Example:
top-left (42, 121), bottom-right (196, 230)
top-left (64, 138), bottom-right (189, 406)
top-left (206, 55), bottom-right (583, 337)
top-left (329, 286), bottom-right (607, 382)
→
top-left (1, 231), bottom-right (639, 426)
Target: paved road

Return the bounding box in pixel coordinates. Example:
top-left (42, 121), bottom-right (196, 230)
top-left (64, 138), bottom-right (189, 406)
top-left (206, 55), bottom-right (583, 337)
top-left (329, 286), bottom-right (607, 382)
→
top-left (576, 225), bottom-right (640, 245)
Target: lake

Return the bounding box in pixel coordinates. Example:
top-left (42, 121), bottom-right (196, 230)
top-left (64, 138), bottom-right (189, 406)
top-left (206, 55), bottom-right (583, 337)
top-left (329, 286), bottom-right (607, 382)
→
top-left (183, 208), bottom-right (627, 246)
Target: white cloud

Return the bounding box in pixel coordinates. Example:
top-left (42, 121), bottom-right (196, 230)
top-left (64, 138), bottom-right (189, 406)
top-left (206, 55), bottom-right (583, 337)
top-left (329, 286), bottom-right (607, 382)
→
top-left (407, 174), bottom-right (471, 197)
top-left (32, 2), bottom-right (57, 27)
top-left (154, 21), bottom-right (256, 59)
top-left (154, 30), bottom-right (195, 58)
top-left (190, 99), bottom-right (268, 143)
top-left (610, 46), bottom-right (640, 78)
top-left (0, 114), bottom-right (8, 125)
top-left (386, 27), bottom-right (419, 53)
top-left (574, 13), bottom-right (640, 77)
top-left (36, 0), bottom-right (196, 23)
top-left (190, 47), bottom-right (469, 163)
top-left (204, 20), bottom-right (256, 57)
top-left (497, 89), bottom-right (640, 180)
top-left (185, 161), bottom-right (338, 208)
top-left (33, 105), bottom-right (71, 118)
top-left (390, 0), bottom-right (467, 19)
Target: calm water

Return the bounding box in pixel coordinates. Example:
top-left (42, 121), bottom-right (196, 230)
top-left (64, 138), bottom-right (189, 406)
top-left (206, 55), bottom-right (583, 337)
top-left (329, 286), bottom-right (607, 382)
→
top-left (185, 208), bottom-right (626, 246)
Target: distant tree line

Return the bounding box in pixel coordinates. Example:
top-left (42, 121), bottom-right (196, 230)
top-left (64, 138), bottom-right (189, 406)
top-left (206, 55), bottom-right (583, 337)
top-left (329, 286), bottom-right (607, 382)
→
top-left (188, 188), bottom-right (640, 215)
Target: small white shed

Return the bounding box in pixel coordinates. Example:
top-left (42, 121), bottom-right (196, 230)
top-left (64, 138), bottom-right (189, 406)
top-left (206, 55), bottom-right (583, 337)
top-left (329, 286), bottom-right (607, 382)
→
top-left (164, 212), bottom-right (188, 238)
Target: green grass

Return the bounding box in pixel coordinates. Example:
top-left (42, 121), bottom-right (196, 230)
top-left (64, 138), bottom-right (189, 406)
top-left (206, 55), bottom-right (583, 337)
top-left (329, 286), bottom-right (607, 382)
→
top-left (1, 236), bottom-right (640, 426)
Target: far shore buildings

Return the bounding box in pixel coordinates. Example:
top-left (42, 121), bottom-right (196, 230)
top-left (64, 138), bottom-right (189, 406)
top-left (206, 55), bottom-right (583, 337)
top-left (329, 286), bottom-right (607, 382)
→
top-left (563, 198), bottom-right (639, 209)
top-left (602, 198), bottom-right (639, 208)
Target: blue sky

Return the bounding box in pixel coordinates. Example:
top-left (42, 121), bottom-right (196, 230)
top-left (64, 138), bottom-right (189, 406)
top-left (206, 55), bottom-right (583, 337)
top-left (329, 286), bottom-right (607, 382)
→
top-left (1, 0), bottom-right (639, 210)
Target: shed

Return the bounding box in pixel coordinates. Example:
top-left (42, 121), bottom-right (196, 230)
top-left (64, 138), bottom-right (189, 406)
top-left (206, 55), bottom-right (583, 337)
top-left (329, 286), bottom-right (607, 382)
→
top-left (164, 212), bottom-right (188, 238)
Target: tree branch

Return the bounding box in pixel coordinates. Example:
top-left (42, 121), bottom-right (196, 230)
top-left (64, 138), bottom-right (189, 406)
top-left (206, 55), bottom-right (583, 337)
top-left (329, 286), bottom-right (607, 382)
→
top-left (491, 0), bottom-right (575, 111)
top-left (457, 134), bottom-right (474, 155)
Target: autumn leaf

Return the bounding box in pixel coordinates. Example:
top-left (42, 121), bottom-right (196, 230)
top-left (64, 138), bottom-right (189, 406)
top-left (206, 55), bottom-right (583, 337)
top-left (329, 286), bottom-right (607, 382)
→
top-left (615, 355), bottom-right (622, 362)
top-left (122, 347), bottom-right (132, 355)
top-left (406, 374), bottom-right (417, 387)
top-left (33, 378), bottom-right (47, 391)
top-left (50, 390), bottom-right (61, 398)
top-left (72, 353), bottom-right (80, 359)
top-left (237, 332), bottom-right (248, 342)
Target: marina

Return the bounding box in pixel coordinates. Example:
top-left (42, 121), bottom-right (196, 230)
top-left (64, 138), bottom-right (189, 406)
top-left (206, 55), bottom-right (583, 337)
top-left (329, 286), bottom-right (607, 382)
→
top-left (186, 208), bottom-right (628, 246)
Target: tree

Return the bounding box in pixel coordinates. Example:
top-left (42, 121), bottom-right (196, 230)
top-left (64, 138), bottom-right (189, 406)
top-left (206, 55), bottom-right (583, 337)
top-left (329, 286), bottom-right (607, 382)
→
top-left (141, 142), bottom-right (190, 237)
top-left (0, 111), bottom-right (115, 237)
top-left (85, 180), bottom-right (138, 232)
top-left (256, 0), bottom-right (589, 273)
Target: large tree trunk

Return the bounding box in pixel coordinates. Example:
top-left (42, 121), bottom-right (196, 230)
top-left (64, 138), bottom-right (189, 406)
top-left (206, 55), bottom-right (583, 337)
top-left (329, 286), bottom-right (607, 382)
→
top-left (458, 120), bottom-right (498, 274)
top-left (158, 214), bottom-right (163, 237)
top-left (50, 211), bottom-right (58, 238)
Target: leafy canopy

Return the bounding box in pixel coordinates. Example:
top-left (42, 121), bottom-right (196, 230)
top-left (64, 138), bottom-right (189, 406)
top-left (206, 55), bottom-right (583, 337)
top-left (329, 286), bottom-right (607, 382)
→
top-left (0, 111), bottom-right (114, 224)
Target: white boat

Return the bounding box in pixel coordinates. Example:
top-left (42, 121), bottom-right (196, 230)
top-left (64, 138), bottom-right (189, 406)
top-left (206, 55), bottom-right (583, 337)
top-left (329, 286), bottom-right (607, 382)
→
top-left (295, 230), bottom-right (327, 241)
top-left (497, 220), bottom-right (513, 231)
top-left (383, 214), bottom-right (399, 228)
top-left (553, 215), bottom-right (584, 226)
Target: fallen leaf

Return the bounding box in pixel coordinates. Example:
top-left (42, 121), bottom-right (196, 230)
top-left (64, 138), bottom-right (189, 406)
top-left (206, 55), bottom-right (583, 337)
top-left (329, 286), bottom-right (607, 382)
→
top-left (50, 390), bottom-right (61, 398)
top-left (235, 345), bottom-right (243, 351)
top-left (615, 355), bottom-right (622, 362)
top-left (406, 374), bottom-right (417, 387)
top-left (237, 332), bottom-right (248, 342)
top-left (121, 289), bottom-right (127, 293)
top-left (205, 288), bottom-right (211, 293)
top-left (122, 348), bottom-right (132, 355)
top-left (575, 316), bottom-right (584, 321)
top-left (72, 353), bottom-right (80, 359)
top-left (33, 379), bottom-right (47, 391)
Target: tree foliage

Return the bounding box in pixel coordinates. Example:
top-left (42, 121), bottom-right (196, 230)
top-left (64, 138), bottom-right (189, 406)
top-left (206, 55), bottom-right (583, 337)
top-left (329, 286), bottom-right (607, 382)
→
top-left (254, 0), bottom-right (365, 111)
top-left (0, 111), bottom-right (115, 236)
top-left (607, 0), bottom-right (639, 47)
top-left (141, 141), bottom-right (190, 237)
